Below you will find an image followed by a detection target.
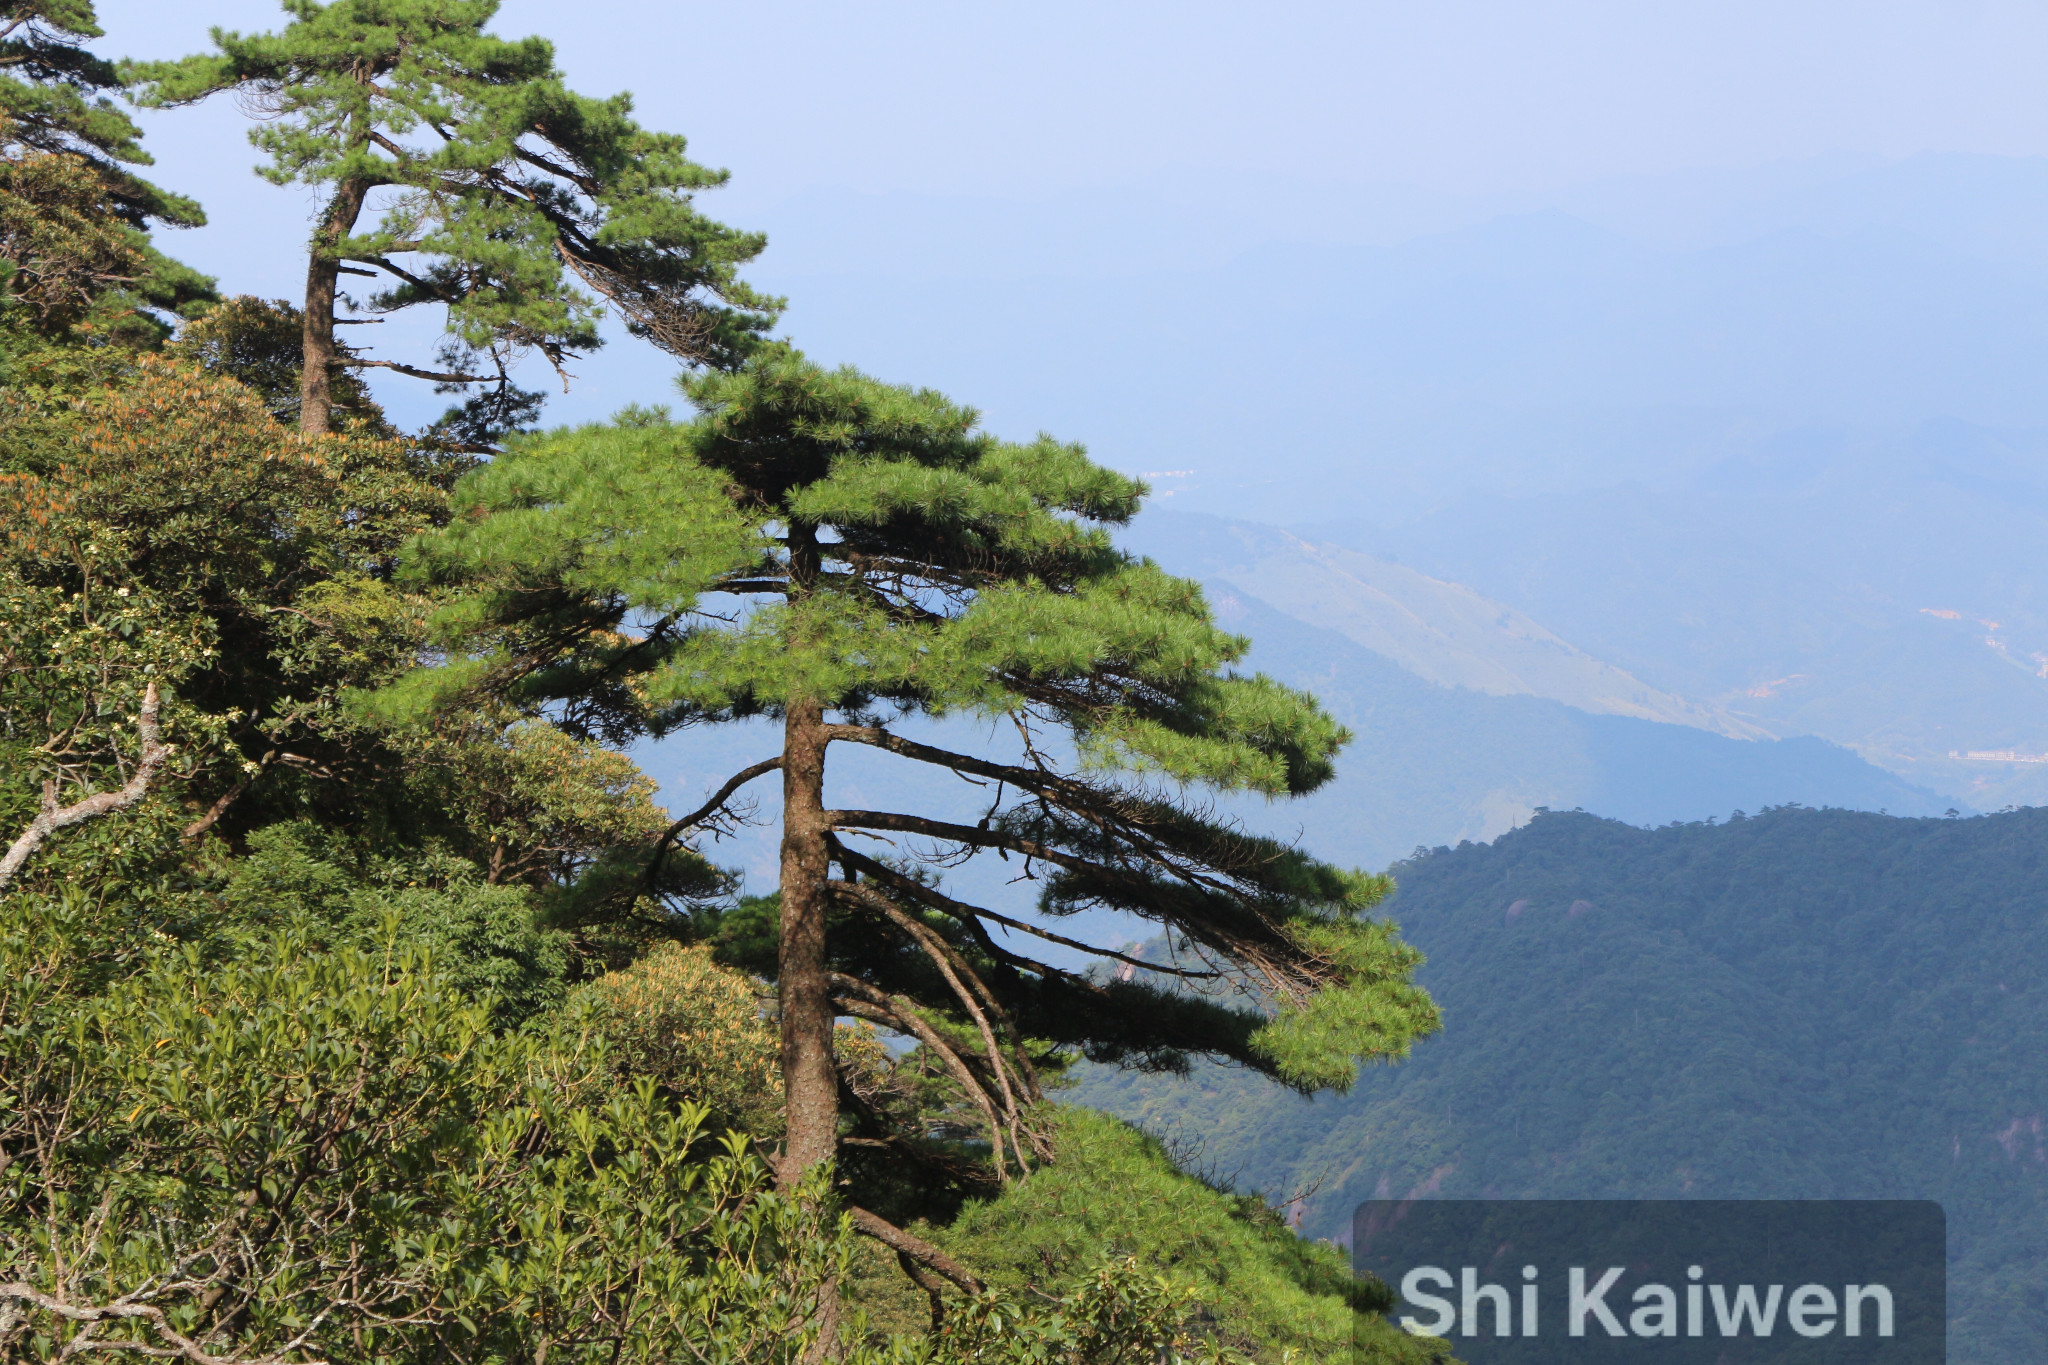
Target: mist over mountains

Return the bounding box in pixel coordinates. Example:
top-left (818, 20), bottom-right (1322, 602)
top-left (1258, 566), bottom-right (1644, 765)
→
top-left (639, 154), bottom-right (2048, 885)
top-left (737, 152), bottom-right (2048, 509)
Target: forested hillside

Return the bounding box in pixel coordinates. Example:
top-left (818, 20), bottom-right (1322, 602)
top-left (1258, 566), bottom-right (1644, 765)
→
top-left (1071, 806), bottom-right (2048, 1361)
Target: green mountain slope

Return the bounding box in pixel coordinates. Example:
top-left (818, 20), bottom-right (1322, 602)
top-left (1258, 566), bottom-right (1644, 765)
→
top-left (1067, 806), bottom-right (2048, 1361)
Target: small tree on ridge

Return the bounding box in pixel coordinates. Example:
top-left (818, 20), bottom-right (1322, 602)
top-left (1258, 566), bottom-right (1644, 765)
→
top-left (128, 0), bottom-right (776, 438)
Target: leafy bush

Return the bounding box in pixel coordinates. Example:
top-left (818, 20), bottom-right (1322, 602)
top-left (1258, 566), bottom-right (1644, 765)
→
top-left (848, 1107), bottom-right (1445, 1364)
top-left (589, 938), bottom-right (782, 1132)
top-left (0, 894), bottom-right (849, 1364)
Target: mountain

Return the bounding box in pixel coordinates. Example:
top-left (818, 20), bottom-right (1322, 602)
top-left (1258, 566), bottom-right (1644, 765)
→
top-left (1126, 511), bottom-right (1758, 735)
top-left (1065, 806), bottom-right (2048, 1362)
top-left (1312, 419), bottom-right (2048, 809)
top-left (1111, 510), bottom-right (1960, 866)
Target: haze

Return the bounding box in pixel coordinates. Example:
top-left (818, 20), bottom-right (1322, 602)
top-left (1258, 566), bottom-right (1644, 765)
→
top-left (92, 0), bottom-right (2048, 849)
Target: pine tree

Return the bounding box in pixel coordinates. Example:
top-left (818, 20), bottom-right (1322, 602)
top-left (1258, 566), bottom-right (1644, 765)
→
top-left (380, 350), bottom-right (1441, 1285)
top-left (0, 1), bottom-right (202, 229)
top-left (127, 0), bottom-right (776, 438)
top-left (0, 2), bottom-right (213, 345)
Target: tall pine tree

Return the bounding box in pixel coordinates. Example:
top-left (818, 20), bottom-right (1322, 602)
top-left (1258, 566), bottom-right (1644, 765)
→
top-left (127, 0), bottom-right (775, 438)
top-left (377, 351), bottom-right (1441, 1282)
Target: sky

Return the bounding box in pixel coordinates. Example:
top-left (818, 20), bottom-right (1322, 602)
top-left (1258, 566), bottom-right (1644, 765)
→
top-left (102, 1), bottom-right (2048, 203)
top-left (86, 1), bottom-right (2048, 442)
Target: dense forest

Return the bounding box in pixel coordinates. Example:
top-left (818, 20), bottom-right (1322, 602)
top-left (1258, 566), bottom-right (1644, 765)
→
top-left (0, 3), bottom-right (1453, 1361)
top-left (1071, 806), bottom-right (2048, 1363)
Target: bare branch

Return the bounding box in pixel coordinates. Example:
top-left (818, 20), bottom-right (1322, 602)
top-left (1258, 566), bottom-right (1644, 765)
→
top-left (2, 683), bottom-right (168, 891)
top-left (646, 756), bottom-right (782, 879)
top-left (897, 1250), bottom-right (949, 1330)
top-left (828, 878), bottom-right (1026, 1125)
top-left (829, 974), bottom-right (1017, 1180)
top-left (182, 750), bottom-right (276, 842)
top-left (844, 1208), bottom-right (983, 1296)
top-left (341, 358), bottom-right (484, 384)
top-left (0, 1278), bottom-right (332, 1365)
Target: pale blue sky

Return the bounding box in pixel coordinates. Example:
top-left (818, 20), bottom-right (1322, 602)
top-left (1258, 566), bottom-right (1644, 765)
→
top-left (87, 2), bottom-right (2048, 504)
top-left (103, 1), bottom-right (2048, 200)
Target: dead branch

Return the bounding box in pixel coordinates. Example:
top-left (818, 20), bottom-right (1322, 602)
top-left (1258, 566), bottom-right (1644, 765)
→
top-left (0, 1278), bottom-right (333, 1365)
top-left (2, 683), bottom-right (168, 891)
top-left (828, 975), bottom-right (1017, 1182)
top-left (646, 756), bottom-right (782, 881)
top-left (827, 872), bottom-right (1051, 1162)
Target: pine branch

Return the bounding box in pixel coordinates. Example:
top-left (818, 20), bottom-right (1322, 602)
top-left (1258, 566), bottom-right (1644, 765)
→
top-left (834, 845), bottom-right (1219, 984)
top-left (342, 358), bottom-right (484, 383)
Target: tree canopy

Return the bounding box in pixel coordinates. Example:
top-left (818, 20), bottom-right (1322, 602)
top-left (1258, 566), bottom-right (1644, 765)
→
top-left (0, 2), bottom-right (213, 353)
top-left (128, 0), bottom-right (777, 437)
top-left (0, 13), bottom-right (1451, 1359)
top-left (1, 0), bottom-right (202, 228)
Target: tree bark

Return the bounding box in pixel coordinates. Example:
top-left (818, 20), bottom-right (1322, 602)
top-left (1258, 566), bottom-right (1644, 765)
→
top-left (778, 521), bottom-right (839, 1184)
top-left (299, 178), bottom-right (370, 436)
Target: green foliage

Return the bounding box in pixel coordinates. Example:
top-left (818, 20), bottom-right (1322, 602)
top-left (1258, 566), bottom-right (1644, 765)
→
top-left (589, 938), bottom-right (782, 1132)
top-left (1071, 806), bottom-right (2048, 1363)
top-left (859, 1257), bottom-right (1259, 1365)
top-left (0, 890), bottom-right (854, 1363)
top-left (0, 885), bottom-right (1314, 1364)
top-left (0, 4), bottom-right (213, 363)
top-left (0, 0), bottom-right (204, 229)
top-left (206, 820), bottom-right (576, 1024)
top-left (0, 542), bottom-right (218, 833)
top-left (846, 1107), bottom-right (1442, 1364)
top-left (0, 34), bottom-right (1451, 1358)
top-left (0, 355), bottom-right (712, 942)
top-left (165, 293), bottom-right (392, 431)
top-left (0, 146), bottom-right (212, 352)
top-left (0, 358), bottom-right (452, 857)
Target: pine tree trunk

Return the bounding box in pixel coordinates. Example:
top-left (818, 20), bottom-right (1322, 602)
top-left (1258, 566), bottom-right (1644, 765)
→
top-left (299, 178), bottom-right (369, 436)
top-left (778, 695), bottom-right (838, 1179)
top-left (778, 519), bottom-right (839, 1184)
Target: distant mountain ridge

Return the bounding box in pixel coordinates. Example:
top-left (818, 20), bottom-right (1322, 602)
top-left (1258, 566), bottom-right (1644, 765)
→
top-left (1128, 513), bottom-right (1762, 737)
top-left (1111, 509), bottom-right (1959, 864)
top-left (1067, 806), bottom-right (2048, 1362)
top-left (1310, 420), bottom-right (2048, 809)
top-left (1195, 587), bottom-right (1955, 867)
